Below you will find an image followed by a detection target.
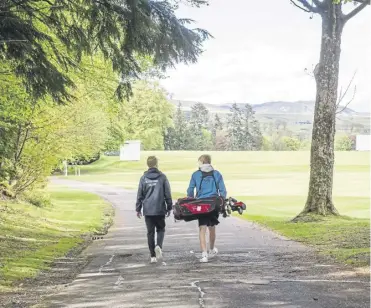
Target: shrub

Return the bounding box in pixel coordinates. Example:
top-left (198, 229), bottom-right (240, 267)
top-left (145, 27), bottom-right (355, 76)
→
top-left (22, 190), bottom-right (52, 207)
top-left (335, 135), bottom-right (353, 151)
top-left (282, 137), bottom-right (302, 151)
top-left (0, 181), bottom-right (15, 198)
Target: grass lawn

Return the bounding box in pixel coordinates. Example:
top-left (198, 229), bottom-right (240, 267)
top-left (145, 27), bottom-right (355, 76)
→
top-left (0, 187), bottom-right (113, 292)
top-left (63, 151), bottom-right (370, 267)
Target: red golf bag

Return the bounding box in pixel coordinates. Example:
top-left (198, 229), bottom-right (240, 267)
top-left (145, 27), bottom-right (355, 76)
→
top-left (173, 196), bottom-right (246, 221)
top-left (173, 196), bottom-right (224, 222)
top-left (173, 170), bottom-right (246, 221)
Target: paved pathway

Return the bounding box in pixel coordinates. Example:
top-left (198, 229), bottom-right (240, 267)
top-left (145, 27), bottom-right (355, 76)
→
top-left (43, 180), bottom-right (370, 308)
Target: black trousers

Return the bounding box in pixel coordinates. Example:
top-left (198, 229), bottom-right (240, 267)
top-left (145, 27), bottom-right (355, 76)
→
top-left (145, 215), bottom-right (166, 257)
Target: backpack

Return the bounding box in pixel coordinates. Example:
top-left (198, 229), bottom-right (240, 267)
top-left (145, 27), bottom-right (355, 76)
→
top-left (173, 170), bottom-right (224, 221)
top-left (196, 170), bottom-right (220, 198)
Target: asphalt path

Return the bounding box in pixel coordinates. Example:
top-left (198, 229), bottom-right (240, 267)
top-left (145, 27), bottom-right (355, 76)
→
top-left (43, 180), bottom-right (370, 308)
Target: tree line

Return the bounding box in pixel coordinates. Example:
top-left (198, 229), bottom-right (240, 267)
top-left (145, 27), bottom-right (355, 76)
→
top-left (164, 103), bottom-right (262, 151)
top-left (162, 102), bottom-right (356, 152)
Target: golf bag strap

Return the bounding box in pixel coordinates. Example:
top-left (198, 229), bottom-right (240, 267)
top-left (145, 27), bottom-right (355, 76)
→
top-left (196, 170), bottom-right (220, 197)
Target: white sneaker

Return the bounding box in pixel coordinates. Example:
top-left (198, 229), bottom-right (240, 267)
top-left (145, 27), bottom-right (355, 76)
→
top-left (150, 257), bottom-right (157, 263)
top-left (199, 252), bottom-right (208, 263)
top-left (209, 247), bottom-right (218, 258)
top-left (155, 245), bottom-right (163, 260)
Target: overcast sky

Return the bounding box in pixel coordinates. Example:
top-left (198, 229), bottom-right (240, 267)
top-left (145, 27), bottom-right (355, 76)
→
top-left (160, 0), bottom-right (370, 112)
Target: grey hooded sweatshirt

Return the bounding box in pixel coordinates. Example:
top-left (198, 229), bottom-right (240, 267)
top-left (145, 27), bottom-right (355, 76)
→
top-left (136, 168), bottom-right (173, 216)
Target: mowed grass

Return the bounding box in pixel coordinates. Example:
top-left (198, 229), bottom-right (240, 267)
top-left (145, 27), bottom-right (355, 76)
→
top-left (0, 187), bottom-right (113, 291)
top-left (65, 151), bottom-right (370, 267)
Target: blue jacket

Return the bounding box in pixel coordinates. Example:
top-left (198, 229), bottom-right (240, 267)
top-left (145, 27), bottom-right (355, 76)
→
top-left (187, 168), bottom-right (227, 199)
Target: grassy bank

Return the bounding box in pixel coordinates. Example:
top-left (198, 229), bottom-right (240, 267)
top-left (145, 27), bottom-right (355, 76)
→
top-left (235, 194), bottom-right (370, 267)
top-left (0, 187), bottom-right (113, 291)
top-left (244, 215), bottom-right (369, 267)
top-left (63, 151), bottom-right (370, 267)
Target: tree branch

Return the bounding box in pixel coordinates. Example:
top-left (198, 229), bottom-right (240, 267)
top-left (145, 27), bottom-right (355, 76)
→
top-left (291, 0), bottom-right (311, 12)
top-left (344, 1), bottom-right (369, 21)
top-left (0, 40), bottom-right (28, 43)
top-left (353, 0), bottom-right (370, 4)
top-left (336, 71), bottom-right (357, 115)
top-left (291, 0), bottom-right (322, 13)
top-left (336, 71), bottom-right (357, 108)
top-left (336, 86), bottom-right (356, 114)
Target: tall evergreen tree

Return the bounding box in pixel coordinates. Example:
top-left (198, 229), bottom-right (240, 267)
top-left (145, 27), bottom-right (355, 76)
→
top-left (164, 103), bottom-right (192, 150)
top-left (190, 103), bottom-right (210, 150)
top-left (190, 103), bottom-right (210, 130)
top-left (211, 113), bottom-right (224, 149)
top-left (241, 104), bottom-right (254, 150)
top-left (227, 103), bottom-right (262, 151)
top-left (214, 114), bottom-right (223, 131)
top-left (0, 0), bottom-right (211, 102)
top-left (227, 103), bottom-right (244, 151)
top-left (242, 104), bottom-right (262, 150)
top-left (250, 118), bottom-right (263, 150)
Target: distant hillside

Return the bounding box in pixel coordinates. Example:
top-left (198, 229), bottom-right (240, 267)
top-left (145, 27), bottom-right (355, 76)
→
top-left (170, 100), bottom-right (359, 116)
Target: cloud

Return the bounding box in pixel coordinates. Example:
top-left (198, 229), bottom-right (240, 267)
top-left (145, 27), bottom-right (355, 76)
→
top-left (160, 0), bottom-right (370, 112)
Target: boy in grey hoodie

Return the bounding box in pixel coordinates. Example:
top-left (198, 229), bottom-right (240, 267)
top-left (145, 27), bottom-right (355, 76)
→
top-left (136, 156), bottom-right (173, 263)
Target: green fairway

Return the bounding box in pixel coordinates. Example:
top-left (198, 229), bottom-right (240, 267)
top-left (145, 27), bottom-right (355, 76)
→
top-left (0, 187), bottom-right (113, 291)
top-left (66, 151), bottom-right (369, 218)
top-left (64, 151), bottom-right (370, 267)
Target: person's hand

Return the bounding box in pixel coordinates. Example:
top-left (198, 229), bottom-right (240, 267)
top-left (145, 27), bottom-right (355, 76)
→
top-left (166, 210), bottom-right (171, 218)
top-left (136, 212), bottom-right (142, 219)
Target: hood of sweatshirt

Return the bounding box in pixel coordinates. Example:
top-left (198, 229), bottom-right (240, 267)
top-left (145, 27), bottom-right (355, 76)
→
top-left (199, 164), bottom-right (214, 173)
top-left (144, 168), bottom-right (162, 180)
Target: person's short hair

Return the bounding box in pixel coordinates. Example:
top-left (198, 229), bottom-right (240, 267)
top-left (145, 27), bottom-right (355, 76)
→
top-left (198, 154), bottom-right (211, 164)
top-left (147, 156), bottom-right (158, 168)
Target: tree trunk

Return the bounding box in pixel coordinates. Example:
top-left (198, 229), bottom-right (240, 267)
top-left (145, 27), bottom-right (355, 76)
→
top-left (300, 3), bottom-right (344, 216)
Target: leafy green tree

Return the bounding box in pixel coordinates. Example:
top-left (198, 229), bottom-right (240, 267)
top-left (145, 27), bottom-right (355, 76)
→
top-left (1, 0), bottom-right (211, 102)
top-left (261, 136), bottom-right (273, 151)
top-left (335, 135), bottom-right (353, 151)
top-left (107, 81), bottom-right (174, 151)
top-left (291, 0), bottom-right (369, 217)
top-left (201, 129), bottom-right (214, 151)
top-left (0, 56), bottom-right (116, 194)
top-left (0, 89), bottom-right (108, 194)
top-left (267, 134), bottom-right (286, 151)
top-left (282, 137), bottom-right (302, 151)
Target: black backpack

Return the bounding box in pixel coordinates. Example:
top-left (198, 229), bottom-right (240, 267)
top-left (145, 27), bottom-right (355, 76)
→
top-left (196, 170), bottom-right (220, 198)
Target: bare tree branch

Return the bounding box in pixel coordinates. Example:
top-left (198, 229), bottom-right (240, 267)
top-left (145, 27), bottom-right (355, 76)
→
top-left (336, 71), bottom-right (357, 115)
top-left (336, 86), bottom-right (356, 114)
top-left (344, 1), bottom-right (369, 21)
top-left (0, 40), bottom-right (28, 43)
top-left (291, 0), bottom-right (311, 12)
top-left (336, 71), bottom-right (357, 107)
top-left (353, 0), bottom-right (370, 4)
top-left (291, 0), bottom-right (322, 13)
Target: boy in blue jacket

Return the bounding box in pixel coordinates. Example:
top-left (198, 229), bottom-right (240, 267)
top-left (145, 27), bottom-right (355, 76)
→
top-left (187, 154), bottom-right (227, 263)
